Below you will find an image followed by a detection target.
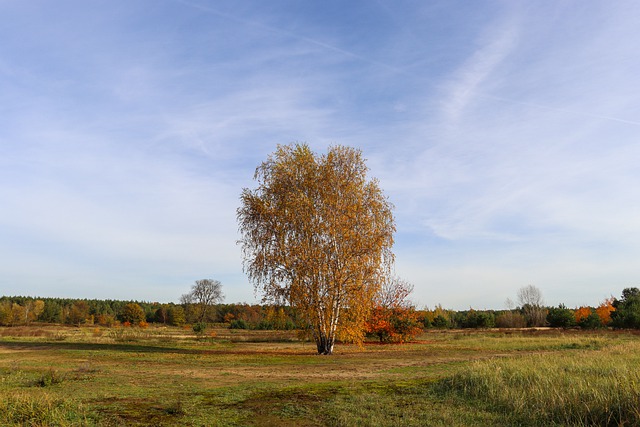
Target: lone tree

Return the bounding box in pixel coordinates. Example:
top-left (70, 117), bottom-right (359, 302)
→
top-left (181, 279), bottom-right (224, 323)
top-left (238, 143), bottom-right (395, 354)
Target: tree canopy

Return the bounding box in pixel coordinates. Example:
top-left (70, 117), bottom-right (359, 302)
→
top-left (238, 143), bottom-right (395, 354)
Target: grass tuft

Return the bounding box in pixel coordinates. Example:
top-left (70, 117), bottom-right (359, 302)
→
top-left (34, 368), bottom-right (66, 387)
top-left (0, 392), bottom-right (90, 426)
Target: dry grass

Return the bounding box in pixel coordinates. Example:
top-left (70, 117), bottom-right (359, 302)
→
top-left (442, 340), bottom-right (640, 425)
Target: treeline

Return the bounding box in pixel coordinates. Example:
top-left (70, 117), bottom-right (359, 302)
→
top-left (421, 287), bottom-right (640, 330)
top-left (0, 296), bottom-right (300, 329)
top-left (419, 305), bottom-right (609, 330)
top-left (2, 287), bottom-right (640, 333)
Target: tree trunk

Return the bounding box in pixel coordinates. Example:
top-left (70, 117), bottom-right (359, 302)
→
top-left (315, 333), bottom-right (335, 355)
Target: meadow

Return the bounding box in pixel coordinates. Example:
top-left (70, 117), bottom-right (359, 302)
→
top-left (1, 326), bottom-right (639, 426)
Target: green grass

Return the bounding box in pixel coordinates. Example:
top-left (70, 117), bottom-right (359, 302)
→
top-left (1, 326), bottom-right (638, 426)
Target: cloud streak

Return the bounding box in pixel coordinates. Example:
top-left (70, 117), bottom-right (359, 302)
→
top-left (1, 1), bottom-right (639, 308)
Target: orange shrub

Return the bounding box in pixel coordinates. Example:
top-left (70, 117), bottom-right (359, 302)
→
top-left (595, 298), bottom-right (615, 326)
top-left (366, 306), bottom-right (422, 343)
top-left (574, 306), bottom-right (593, 324)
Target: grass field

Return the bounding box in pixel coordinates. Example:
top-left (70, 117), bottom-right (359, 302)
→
top-left (1, 326), bottom-right (639, 426)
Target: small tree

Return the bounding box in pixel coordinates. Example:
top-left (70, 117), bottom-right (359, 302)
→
top-left (366, 276), bottom-right (421, 342)
top-left (578, 311), bottom-right (602, 329)
top-left (192, 322), bottom-right (208, 336)
top-left (432, 315), bottom-right (450, 329)
top-left (517, 285), bottom-right (546, 327)
top-left (181, 279), bottom-right (224, 324)
top-left (495, 298), bottom-right (524, 328)
top-left (595, 298), bottom-right (615, 326)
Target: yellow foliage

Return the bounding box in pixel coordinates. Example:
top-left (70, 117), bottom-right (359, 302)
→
top-left (238, 144), bottom-right (395, 354)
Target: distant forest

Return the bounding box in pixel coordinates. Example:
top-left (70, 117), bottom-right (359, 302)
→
top-left (2, 287), bottom-right (640, 331)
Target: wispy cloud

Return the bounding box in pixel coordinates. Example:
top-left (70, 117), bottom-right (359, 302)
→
top-left (175, 0), bottom-right (408, 75)
top-left (440, 18), bottom-right (520, 124)
top-left (2, 1), bottom-right (639, 308)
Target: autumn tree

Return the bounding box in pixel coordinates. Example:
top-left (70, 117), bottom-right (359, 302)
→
top-left (0, 301), bottom-right (9, 326)
top-left (238, 144), bottom-right (395, 355)
top-left (181, 279), bottom-right (224, 323)
top-left (0, 301), bottom-right (23, 326)
top-left (24, 300), bottom-right (45, 324)
top-left (595, 298), bottom-right (615, 326)
top-left (167, 305), bottom-right (186, 326)
top-left (366, 276), bottom-right (421, 342)
top-left (65, 300), bottom-right (90, 326)
top-left (574, 306), bottom-right (593, 324)
top-left (121, 303), bottom-right (146, 325)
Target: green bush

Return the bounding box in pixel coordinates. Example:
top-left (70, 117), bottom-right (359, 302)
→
top-left (255, 320), bottom-right (272, 330)
top-left (611, 287), bottom-right (640, 329)
top-left (34, 369), bottom-right (66, 387)
top-left (462, 311), bottom-right (495, 329)
top-left (578, 312), bottom-right (602, 329)
top-left (432, 315), bottom-right (449, 329)
top-left (192, 322), bottom-right (207, 335)
top-left (546, 305), bottom-right (576, 328)
top-left (229, 319), bottom-right (249, 329)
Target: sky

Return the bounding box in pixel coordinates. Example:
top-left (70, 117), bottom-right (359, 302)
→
top-left (1, 1), bottom-right (639, 310)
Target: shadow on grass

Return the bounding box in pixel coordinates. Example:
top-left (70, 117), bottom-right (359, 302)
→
top-left (0, 340), bottom-right (214, 355)
top-left (0, 339), bottom-right (318, 357)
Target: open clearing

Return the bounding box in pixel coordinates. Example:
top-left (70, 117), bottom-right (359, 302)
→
top-left (1, 326), bottom-right (639, 426)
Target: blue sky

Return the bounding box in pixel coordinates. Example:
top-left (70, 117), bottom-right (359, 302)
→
top-left (1, 1), bottom-right (639, 310)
